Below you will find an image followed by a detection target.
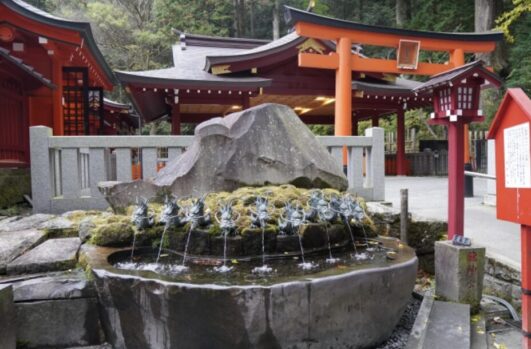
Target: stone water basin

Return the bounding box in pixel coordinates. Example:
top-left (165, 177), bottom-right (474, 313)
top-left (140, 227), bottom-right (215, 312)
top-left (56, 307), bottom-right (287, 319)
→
top-left (82, 236), bottom-right (417, 349)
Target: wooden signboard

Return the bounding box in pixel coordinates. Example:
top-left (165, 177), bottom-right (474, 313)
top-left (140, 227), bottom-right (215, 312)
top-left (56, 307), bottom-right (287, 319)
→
top-left (488, 88), bottom-right (531, 349)
top-left (488, 88), bottom-right (531, 225)
top-left (397, 40), bottom-right (420, 70)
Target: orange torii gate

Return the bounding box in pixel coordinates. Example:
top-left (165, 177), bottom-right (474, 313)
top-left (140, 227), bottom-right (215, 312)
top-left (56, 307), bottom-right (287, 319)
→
top-left (285, 6), bottom-right (500, 137)
top-left (285, 7), bottom-right (504, 239)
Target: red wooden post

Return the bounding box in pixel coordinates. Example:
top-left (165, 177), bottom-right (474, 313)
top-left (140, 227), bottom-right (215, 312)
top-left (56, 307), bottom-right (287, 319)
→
top-left (351, 116), bottom-right (358, 136)
top-left (242, 95), bottom-right (250, 110)
top-left (396, 109), bottom-right (407, 176)
top-left (52, 57), bottom-right (64, 136)
top-left (447, 119), bottom-right (465, 239)
top-left (523, 224), bottom-right (531, 349)
top-left (171, 103), bottom-right (181, 135)
top-left (371, 116), bottom-right (379, 127)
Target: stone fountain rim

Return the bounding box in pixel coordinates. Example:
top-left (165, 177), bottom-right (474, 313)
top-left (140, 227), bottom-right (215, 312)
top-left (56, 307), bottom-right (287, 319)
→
top-left (84, 237), bottom-right (418, 290)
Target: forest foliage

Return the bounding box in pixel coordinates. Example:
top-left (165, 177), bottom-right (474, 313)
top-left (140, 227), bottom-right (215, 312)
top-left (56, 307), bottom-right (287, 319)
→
top-left (27, 0), bottom-right (531, 135)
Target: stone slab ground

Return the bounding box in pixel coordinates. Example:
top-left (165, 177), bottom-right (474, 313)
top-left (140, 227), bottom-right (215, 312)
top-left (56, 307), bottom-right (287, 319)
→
top-left (7, 237), bottom-right (81, 275)
top-left (0, 214), bottom-right (54, 232)
top-left (406, 295), bottom-right (470, 349)
top-left (425, 301), bottom-right (470, 349)
top-left (0, 229), bottom-right (45, 274)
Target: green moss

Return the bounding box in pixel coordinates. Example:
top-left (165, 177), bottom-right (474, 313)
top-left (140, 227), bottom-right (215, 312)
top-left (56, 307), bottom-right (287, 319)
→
top-left (16, 340), bottom-right (31, 349)
top-left (0, 168), bottom-right (30, 209)
top-left (44, 227), bottom-right (78, 239)
top-left (89, 221), bottom-right (134, 247)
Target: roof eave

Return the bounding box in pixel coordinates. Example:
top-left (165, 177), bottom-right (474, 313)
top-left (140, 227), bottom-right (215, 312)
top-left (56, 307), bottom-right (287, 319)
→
top-left (204, 35), bottom-right (307, 72)
top-left (116, 71), bottom-right (272, 89)
top-left (3, 0), bottom-right (117, 86)
top-left (284, 6), bottom-right (504, 42)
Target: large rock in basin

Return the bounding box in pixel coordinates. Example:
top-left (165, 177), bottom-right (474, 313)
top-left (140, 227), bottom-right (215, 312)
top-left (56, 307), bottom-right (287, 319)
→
top-left (155, 103), bottom-right (347, 193)
top-left (101, 104), bottom-right (347, 211)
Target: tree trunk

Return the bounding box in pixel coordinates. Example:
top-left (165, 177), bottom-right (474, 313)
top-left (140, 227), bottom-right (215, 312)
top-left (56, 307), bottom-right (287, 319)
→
top-left (238, 0), bottom-right (245, 37)
top-left (272, 0), bottom-right (280, 40)
top-left (249, 0), bottom-right (255, 37)
top-left (474, 0), bottom-right (495, 64)
top-left (396, 0), bottom-right (410, 27)
top-left (233, 0), bottom-right (239, 36)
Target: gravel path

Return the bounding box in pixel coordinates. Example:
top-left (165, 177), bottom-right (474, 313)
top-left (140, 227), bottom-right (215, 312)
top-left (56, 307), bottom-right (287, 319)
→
top-left (373, 296), bottom-right (421, 349)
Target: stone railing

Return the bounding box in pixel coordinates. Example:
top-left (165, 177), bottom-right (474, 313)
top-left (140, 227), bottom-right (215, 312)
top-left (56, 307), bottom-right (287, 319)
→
top-left (30, 126), bottom-right (384, 213)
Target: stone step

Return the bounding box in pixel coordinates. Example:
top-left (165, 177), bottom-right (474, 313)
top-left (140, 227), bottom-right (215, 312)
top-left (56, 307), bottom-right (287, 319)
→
top-left (0, 229), bottom-right (46, 274)
top-left (406, 295), bottom-right (470, 349)
top-left (0, 284), bottom-right (16, 349)
top-left (6, 237), bottom-right (81, 275)
top-left (471, 312), bottom-right (488, 349)
top-left (3, 270), bottom-right (104, 349)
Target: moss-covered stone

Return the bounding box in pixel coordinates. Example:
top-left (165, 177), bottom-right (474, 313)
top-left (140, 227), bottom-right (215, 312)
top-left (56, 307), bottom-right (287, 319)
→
top-left (85, 185), bottom-right (376, 255)
top-left (0, 168), bottom-right (30, 209)
top-left (89, 215), bottom-right (134, 247)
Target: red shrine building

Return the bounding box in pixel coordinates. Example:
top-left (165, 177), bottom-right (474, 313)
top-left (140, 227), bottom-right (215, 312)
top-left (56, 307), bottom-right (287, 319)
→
top-left (0, 0), bottom-right (121, 167)
top-left (117, 8), bottom-right (502, 176)
top-left (117, 30), bottom-right (430, 175)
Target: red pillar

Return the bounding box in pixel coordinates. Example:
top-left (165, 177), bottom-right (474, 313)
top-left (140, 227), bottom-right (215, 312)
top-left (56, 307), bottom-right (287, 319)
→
top-left (335, 37), bottom-right (352, 137)
top-left (352, 116), bottom-right (358, 136)
top-left (171, 103), bottom-right (181, 135)
top-left (52, 57), bottom-right (64, 135)
top-left (371, 116), bottom-right (379, 127)
top-left (522, 224), bottom-right (531, 349)
top-left (396, 109), bottom-right (407, 176)
top-left (447, 120), bottom-right (465, 239)
top-left (242, 95), bottom-right (250, 110)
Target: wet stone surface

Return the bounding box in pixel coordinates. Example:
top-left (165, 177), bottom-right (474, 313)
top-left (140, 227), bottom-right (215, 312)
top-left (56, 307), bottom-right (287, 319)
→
top-left (10, 270), bottom-right (96, 302)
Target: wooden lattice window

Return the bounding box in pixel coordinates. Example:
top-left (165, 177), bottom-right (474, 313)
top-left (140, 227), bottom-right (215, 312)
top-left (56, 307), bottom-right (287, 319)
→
top-left (63, 67), bottom-right (89, 135)
top-left (457, 86), bottom-right (474, 110)
top-left (438, 87), bottom-right (452, 111)
top-left (88, 88), bottom-right (104, 135)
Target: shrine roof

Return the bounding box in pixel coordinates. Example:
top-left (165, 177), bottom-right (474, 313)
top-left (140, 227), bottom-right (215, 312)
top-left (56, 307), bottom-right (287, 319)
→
top-left (0, 46), bottom-right (54, 88)
top-left (118, 41), bottom-right (272, 88)
top-left (173, 30), bottom-right (269, 49)
top-left (2, 0), bottom-right (116, 84)
top-left (353, 78), bottom-right (421, 95)
top-left (116, 65), bottom-right (271, 89)
top-left (103, 98), bottom-right (132, 110)
top-left (413, 60), bottom-right (502, 93)
top-left (284, 6), bottom-right (504, 42)
top-left (204, 32), bottom-right (331, 70)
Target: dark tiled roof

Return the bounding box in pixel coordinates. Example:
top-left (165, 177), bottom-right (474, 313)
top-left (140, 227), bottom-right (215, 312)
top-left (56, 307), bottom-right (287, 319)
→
top-left (204, 32), bottom-right (338, 70)
top-left (2, 0), bottom-right (116, 85)
top-left (413, 60), bottom-right (502, 93)
top-left (285, 6), bottom-right (504, 42)
top-left (0, 47), bottom-right (54, 88)
top-left (353, 78), bottom-right (421, 95)
top-left (173, 30), bottom-right (269, 49)
top-left (117, 45), bottom-right (271, 88)
top-left (103, 98), bottom-right (132, 110)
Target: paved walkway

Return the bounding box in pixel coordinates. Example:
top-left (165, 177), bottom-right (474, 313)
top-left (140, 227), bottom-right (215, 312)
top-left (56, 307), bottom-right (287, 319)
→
top-left (384, 176), bottom-right (521, 270)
